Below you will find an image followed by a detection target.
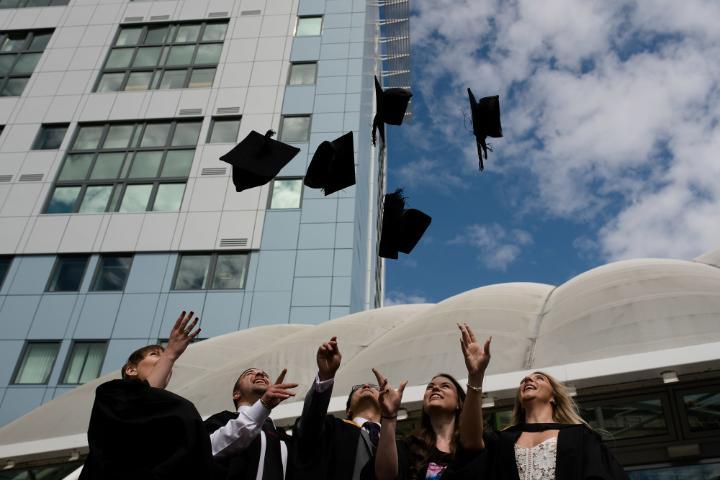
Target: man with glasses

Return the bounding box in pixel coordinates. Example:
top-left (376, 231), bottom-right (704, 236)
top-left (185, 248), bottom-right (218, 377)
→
top-left (205, 367), bottom-right (298, 480)
top-left (294, 336), bottom-right (383, 480)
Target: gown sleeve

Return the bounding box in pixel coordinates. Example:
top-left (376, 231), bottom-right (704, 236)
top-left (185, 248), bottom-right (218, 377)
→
top-left (581, 428), bottom-right (629, 480)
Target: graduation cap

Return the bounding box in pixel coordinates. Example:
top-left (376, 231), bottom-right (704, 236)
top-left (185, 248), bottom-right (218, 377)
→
top-left (468, 89), bottom-right (503, 171)
top-left (220, 130), bottom-right (300, 192)
top-left (304, 131), bottom-right (355, 196)
top-left (379, 189), bottom-right (431, 259)
top-left (372, 76), bottom-right (413, 147)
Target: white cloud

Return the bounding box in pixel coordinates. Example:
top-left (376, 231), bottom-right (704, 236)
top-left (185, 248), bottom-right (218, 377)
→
top-left (394, 157), bottom-right (469, 193)
top-left (449, 223), bottom-right (533, 271)
top-left (384, 291), bottom-right (429, 306)
top-left (410, 0), bottom-right (720, 261)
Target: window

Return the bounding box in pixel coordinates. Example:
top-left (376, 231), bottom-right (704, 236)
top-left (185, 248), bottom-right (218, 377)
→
top-left (279, 115), bottom-right (311, 143)
top-left (32, 123), bottom-right (69, 150)
top-left (269, 178), bottom-right (303, 209)
top-left (0, 0), bottom-right (69, 7)
top-left (91, 254), bottom-right (133, 291)
top-left (295, 16), bottom-right (322, 36)
top-left (46, 255), bottom-right (89, 292)
top-left (580, 394), bottom-right (670, 441)
top-left (207, 116), bottom-right (241, 143)
top-left (288, 62), bottom-right (317, 86)
top-left (0, 256), bottom-right (11, 289)
top-left (0, 29), bottom-right (52, 96)
top-left (680, 387), bottom-right (720, 434)
top-left (45, 120), bottom-right (200, 214)
top-left (61, 341), bottom-right (107, 384)
top-left (95, 21), bottom-right (228, 92)
top-left (12, 341), bottom-right (60, 384)
top-left (173, 252), bottom-right (249, 290)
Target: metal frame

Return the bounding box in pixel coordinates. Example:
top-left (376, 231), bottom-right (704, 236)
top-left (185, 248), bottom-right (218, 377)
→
top-left (93, 20), bottom-right (229, 93)
top-left (44, 254), bottom-right (90, 293)
top-left (58, 340), bottom-right (109, 385)
top-left (287, 61), bottom-right (318, 86)
top-left (10, 340), bottom-right (62, 385)
top-left (171, 251), bottom-right (251, 291)
top-left (206, 115), bottom-right (242, 143)
top-left (0, 0), bottom-right (68, 8)
top-left (267, 177), bottom-right (304, 210)
top-left (89, 253), bottom-right (134, 292)
top-left (31, 123), bottom-right (69, 150)
top-left (0, 29), bottom-right (54, 97)
top-left (43, 118), bottom-right (202, 215)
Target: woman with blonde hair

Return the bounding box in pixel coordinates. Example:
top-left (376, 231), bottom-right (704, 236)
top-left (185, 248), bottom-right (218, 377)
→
top-left (452, 323), bottom-right (628, 480)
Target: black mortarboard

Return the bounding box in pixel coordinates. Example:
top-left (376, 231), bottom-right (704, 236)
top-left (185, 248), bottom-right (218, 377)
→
top-left (378, 189), bottom-right (431, 259)
top-left (372, 76), bottom-right (413, 147)
top-left (304, 131), bottom-right (356, 196)
top-left (220, 130), bottom-right (300, 192)
top-left (468, 89), bottom-right (503, 171)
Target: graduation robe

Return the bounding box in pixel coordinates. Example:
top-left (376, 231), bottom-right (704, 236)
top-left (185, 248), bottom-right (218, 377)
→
top-left (79, 379), bottom-right (216, 480)
top-left (292, 385), bottom-right (375, 480)
top-left (205, 411), bottom-right (290, 480)
top-left (446, 423), bottom-right (628, 480)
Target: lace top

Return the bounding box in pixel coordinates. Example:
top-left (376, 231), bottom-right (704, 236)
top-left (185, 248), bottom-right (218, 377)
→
top-left (514, 437), bottom-right (558, 480)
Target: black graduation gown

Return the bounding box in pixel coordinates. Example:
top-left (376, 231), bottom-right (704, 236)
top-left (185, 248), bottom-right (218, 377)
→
top-left (447, 423), bottom-right (628, 480)
top-left (292, 385), bottom-right (375, 480)
top-left (396, 435), bottom-right (454, 480)
top-left (79, 379), bottom-right (216, 480)
top-left (205, 411), bottom-right (291, 480)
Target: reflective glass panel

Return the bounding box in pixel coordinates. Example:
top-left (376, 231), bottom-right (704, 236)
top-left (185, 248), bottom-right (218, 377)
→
top-left (105, 48), bottom-right (134, 69)
top-left (58, 154), bottom-right (93, 181)
top-left (128, 151), bottom-right (162, 178)
top-left (90, 153), bottom-right (125, 179)
top-left (174, 254), bottom-right (211, 289)
top-left (11, 52), bottom-right (40, 75)
top-left (175, 24), bottom-right (201, 43)
top-left (171, 122), bottom-right (201, 146)
top-left (152, 183), bottom-right (185, 211)
top-left (1, 77), bottom-right (28, 96)
top-left (103, 125), bottom-right (135, 149)
top-left (0, 55), bottom-right (14, 75)
top-left (160, 150), bottom-right (194, 177)
top-left (118, 184), bottom-right (153, 212)
top-left (296, 17), bottom-right (322, 36)
top-left (62, 342), bottom-right (106, 384)
top-left (125, 71), bottom-right (152, 91)
top-left (79, 185), bottom-right (112, 213)
top-left (74, 126), bottom-right (104, 149)
top-left (158, 69), bottom-right (187, 89)
top-left (188, 68), bottom-right (215, 88)
top-left (0, 257), bottom-right (11, 290)
top-left (209, 118), bottom-right (241, 143)
top-left (280, 116), bottom-right (311, 142)
top-left (270, 179), bottom-right (303, 208)
top-left (0, 33), bottom-right (26, 52)
top-left (46, 186), bottom-right (80, 213)
top-left (212, 254), bottom-right (248, 289)
top-left (195, 44), bottom-right (222, 64)
top-left (34, 125), bottom-right (68, 150)
top-left (92, 256), bottom-right (132, 291)
top-left (116, 27), bottom-right (142, 46)
top-left (288, 63), bottom-right (317, 85)
top-left (29, 32), bottom-right (52, 51)
top-left (132, 46), bottom-right (161, 67)
top-left (166, 45), bottom-right (195, 65)
top-left (683, 390), bottom-right (720, 433)
top-left (145, 25), bottom-right (170, 44)
top-left (581, 398), bottom-right (668, 440)
top-left (47, 256), bottom-right (88, 292)
top-left (202, 23), bottom-right (228, 41)
top-left (13, 343), bottom-right (59, 384)
top-left (140, 123), bottom-right (171, 147)
top-left (96, 73), bottom-right (124, 92)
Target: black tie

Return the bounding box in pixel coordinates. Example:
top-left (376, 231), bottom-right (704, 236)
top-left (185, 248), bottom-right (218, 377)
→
top-left (362, 421), bottom-right (380, 449)
top-left (261, 419), bottom-right (284, 480)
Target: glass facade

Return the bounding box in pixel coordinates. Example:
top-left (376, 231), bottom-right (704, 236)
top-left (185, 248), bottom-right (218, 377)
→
top-left (12, 342), bottom-right (60, 384)
top-left (0, 29), bottom-right (52, 96)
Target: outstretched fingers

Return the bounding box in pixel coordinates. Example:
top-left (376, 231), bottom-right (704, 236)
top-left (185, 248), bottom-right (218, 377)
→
top-left (275, 368), bottom-right (287, 385)
top-left (372, 368), bottom-right (387, 389)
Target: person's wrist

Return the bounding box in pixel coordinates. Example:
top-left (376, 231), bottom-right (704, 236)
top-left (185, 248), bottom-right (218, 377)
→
top-left (259, 397), bottom-right (273, 410)
top-left (381, 414), bottom-right (397, 421)
top-left (318, 369), bottom-right (336, 382)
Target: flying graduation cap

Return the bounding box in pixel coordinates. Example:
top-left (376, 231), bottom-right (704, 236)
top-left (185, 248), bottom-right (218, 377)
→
top-left (304, 131), bottom-right (355, 196)
top-left (468, 89), bottom-right (503, 171)
top-left (379, 189), bottom-right (431, 259)
top-left (220, 130), bottom-right (300, 192)
top-left (372, 76), bottom-right (413, 147)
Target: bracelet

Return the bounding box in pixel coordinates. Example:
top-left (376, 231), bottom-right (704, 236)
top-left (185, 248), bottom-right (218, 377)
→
top-left (466, 383), bottom-right (482, 392)
top-left (381, 414), bottom-right (397, 420)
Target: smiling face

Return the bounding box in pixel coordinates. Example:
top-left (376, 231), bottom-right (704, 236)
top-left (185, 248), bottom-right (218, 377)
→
top-left (233, 368), bottom-right (271, 407)
top-left (346, 383), bottom-right (381, 418)
top-left (518, 372), bottom-right (555, 405)
top-left (423, 375), bottom-right (461, 414)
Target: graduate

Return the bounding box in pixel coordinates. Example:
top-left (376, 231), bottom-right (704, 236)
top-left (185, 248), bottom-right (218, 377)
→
top-left (452, 324), bottom-right (628, 480)
top-left (293, 337), bottom-right (382, 480)
top-left (373, 369), bottom-right (466, 480)
top-left (79, 311), bottom-right (214, 480)
top-left (204, 368), bottom-right (298, 480)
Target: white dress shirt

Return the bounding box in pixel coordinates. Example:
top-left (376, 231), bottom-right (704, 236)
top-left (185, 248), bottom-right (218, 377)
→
top-left (210, 399), bottom-right (271, 457)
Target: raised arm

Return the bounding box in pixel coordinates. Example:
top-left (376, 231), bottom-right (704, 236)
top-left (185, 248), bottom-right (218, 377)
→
top-left (373, 368), bottom-right (407, 480)
top-left (458, 324), bottom-right (491, 450)
top-left (148, 311), bottom-right (200, 389)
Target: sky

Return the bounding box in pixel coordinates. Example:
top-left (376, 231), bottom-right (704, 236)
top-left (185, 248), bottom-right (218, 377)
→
top-left (383, 0), bottom-right (720, 305)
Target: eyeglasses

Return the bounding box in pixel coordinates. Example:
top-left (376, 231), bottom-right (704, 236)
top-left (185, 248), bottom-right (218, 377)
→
top-left (351, 384), bottom-right (380, 394)
top-left (240, 368), bottom-right (270, 379)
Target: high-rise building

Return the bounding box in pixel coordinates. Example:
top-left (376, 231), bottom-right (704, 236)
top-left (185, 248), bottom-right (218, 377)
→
top-left (0, 0), bottom-right (408, 426)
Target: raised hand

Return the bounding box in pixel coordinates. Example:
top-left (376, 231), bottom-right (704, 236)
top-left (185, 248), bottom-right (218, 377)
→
top-left (260, 369), bottom-right (299, 409)
top-left (166, 311), bottom-right (201, 360)
top-left (459, 323), bottom-right (491, 376)
top-left (372, 368), bottom-right (407, 418)
top-left (317, 336), bottom-right (342, 381)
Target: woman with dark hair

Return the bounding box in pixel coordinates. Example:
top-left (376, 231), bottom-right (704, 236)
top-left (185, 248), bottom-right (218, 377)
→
top-left (374, 368), bottom-right (466, 480)
top-left (454, 323), bottom-right (628, 480)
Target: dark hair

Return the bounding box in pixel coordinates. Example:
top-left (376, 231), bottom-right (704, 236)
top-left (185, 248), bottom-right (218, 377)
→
top-left (232, 368), bottom-right (262, 408)
top-left (121, 345), bottom-right (164, 380)
top-left (407, 373), bottom-right (466, 480)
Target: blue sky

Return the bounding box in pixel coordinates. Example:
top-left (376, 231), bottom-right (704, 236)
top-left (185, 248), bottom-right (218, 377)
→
top-left (383, 0), bottom-right (720, 304)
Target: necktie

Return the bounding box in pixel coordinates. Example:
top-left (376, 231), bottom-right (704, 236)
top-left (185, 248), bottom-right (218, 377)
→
top-left (362, 421), bottom-right (380, 449)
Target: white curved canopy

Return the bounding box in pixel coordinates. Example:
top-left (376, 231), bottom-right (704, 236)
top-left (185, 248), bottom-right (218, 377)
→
top-left (2, 248), bottom-right (720, 464)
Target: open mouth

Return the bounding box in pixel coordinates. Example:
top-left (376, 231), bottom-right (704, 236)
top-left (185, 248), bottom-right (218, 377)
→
top-left (429, 393), bottom-right (443, 400)
top-left (523, 384), bottom-right (536, 392)
top-left (254, 378), bottom-right (269, 385)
